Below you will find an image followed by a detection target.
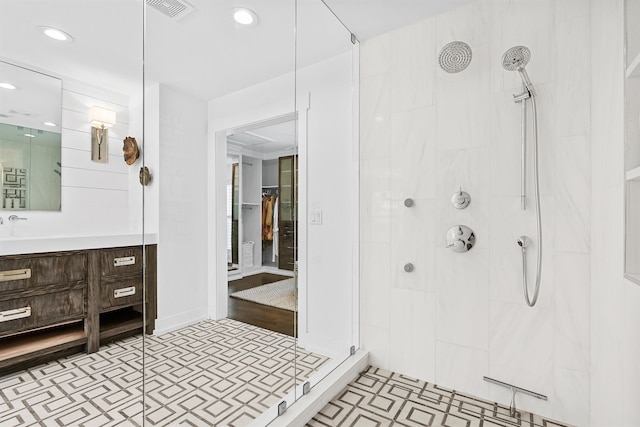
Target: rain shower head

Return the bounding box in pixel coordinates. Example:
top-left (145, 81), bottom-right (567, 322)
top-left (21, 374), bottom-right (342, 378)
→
top-left (502, 46), bottom-right (535, 96)
top-left (438, 41), bottom-right (472, 73)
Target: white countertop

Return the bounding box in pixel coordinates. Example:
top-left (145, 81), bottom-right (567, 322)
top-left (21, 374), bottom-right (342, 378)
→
top-left (0, 233), bottom-right (158, 256)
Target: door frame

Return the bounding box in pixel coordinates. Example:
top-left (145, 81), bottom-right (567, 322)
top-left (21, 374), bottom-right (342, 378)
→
top-left (208, 98), bottom-right (309, 321)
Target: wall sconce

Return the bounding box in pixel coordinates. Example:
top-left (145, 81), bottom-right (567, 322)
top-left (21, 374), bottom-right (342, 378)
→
top-left (89, 106), bottom-right (116, 163)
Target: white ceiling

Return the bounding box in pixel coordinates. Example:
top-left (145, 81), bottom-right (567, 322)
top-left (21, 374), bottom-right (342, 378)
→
top-left (323, 0), bottom-right (474, 41)
top-left (227, 120), bottom-right (296, 154)
top-left (0, 0), bottom-right (473, 101)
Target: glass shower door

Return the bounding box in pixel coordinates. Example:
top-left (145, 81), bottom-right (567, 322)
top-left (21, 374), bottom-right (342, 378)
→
top-left (0, 0), bottom-right (146, 424)
top-left (292, 0), bottom-right (360, 401)
top-left (142, 1), bottom-right (299, 425)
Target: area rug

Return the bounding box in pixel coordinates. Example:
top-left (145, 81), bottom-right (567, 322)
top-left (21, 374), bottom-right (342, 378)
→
top-left (229, 278), bottom-right (296, 311)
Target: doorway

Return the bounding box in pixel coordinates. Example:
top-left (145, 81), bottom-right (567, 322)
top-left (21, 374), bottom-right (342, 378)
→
top-left (224, 115), bottom-right (298, 335)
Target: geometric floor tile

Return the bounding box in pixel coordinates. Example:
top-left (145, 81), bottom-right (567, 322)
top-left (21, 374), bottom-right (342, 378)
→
top-left (307, 366), bottom-right (575, 427)
top-left (0, 318), bottom-right (329, 427)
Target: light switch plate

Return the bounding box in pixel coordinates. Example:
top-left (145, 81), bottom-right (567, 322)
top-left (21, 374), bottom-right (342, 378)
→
top-left (310, 210), bottom-right (322, 225)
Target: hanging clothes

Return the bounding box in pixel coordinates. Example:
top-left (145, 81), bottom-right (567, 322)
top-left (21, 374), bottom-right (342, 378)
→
top-left (261, 194), bottom-right (277, 241)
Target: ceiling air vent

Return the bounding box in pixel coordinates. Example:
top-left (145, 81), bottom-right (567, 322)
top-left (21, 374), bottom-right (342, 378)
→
top-left (146, 0), bottom-right (194, 20)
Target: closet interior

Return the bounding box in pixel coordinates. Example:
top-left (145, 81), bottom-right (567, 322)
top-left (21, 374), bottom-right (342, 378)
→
top-left (227, 118), bottom-right (297, 278)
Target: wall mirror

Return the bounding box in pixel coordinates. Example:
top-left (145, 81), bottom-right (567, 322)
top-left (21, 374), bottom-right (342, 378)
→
top-left (0, 61), bottom-right (62, 211)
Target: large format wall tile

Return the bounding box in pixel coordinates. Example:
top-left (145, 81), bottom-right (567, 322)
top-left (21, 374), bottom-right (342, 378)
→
top-left (390, 107), bottom-right (437, 200)
top-left (554, 367), bottom-right (590, 427)
top-left (390, 198), bottom-right (436, 293)
top-left (435, 341), bottom-right (489, 398)
top-left (389, 289), bottom-right (436, 382)
top-left (488, 301), bottom-right (555, 418)
top-left (435, 248), bottom-right (489, 350)
top-left (360, 242), bottom-right (391, 330)
top-left (389, 21), bottom-right (436, 113)
top-left (360, 1), bottom-right (593, 425)
top-left (554, 136), bottom-right (591, 254)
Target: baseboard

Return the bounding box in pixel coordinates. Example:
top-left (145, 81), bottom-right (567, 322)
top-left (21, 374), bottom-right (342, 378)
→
top-left (153, 307), bottom-right (209, 336)
top-left (228, 267), bottom-right (294, 281)
top-left (254, 349), bottom-right (369, 427)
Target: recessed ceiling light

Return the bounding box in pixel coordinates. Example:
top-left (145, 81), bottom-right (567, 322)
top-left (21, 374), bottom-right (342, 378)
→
top-left (24, 133), bottom-right (36, 138)
top-left (0, 82), bottom-right (17, 90)
top-left (39, 26), bottom-right (74, 42)
top-left (233, 8), bottom-right (258, 26)
top-left (43, 122), bottom-right (58, 127)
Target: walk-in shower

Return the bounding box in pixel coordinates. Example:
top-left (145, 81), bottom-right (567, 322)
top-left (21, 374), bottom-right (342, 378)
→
top-left (502, 45), bottom-right (542, 307)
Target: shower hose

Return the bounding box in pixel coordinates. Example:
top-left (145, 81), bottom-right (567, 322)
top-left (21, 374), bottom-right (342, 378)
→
top-left (522, 94), bottom-right (542, 307)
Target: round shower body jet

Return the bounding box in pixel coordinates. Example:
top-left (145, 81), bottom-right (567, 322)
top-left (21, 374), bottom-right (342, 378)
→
top-left (502, 45), bottom-right (535, 96)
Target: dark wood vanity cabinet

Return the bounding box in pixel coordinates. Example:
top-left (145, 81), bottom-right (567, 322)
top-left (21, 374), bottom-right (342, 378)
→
top-left (0, 245), bottom-right (156, 375)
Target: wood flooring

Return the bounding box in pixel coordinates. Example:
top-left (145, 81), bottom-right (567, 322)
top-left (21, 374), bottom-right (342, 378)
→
top-left (227, 273), bottom-right (296, 337)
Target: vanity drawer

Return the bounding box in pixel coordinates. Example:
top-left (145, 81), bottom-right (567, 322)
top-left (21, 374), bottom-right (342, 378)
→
top-left (100, 247), bottom-right (143, 277)
top-left (0, 288), bottom-right (86, 336)
top-left (100, 278), bottom-right (143, 310)
top-left (0, 252), bottom-right (87, 293)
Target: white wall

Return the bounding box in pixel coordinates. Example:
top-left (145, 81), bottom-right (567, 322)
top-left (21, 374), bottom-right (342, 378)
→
top-left (297, 53), bottom-right (356, 357)
top-left (208, 71), bottom-right (296, 319)
top-left (360, 0), bottom-right (591, 424)
top-left (153, 84), bottom-right (209, 334)
top-left (0, 77), bottom-right (143, 238)
top-left (590, 1), bottom-right (640, 425)
top-left (208, 52), bottom-right (357, 358)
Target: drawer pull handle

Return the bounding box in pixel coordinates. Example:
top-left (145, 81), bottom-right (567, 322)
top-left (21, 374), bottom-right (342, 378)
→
top-left (114, 286), bottom-right (136, 298)
top-left (0, 306), bottom-right (31, 323)
top-left (0, 268), bottom-right (31, 282)
top-left (114, 256), bottom-right (135, 267)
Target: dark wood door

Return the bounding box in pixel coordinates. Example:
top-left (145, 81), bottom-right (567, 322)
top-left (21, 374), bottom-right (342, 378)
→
top-left (278, 155), bottom-right (297, 271)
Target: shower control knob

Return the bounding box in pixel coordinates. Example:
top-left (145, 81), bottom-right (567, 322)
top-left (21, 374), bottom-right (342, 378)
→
top-left (404, 198), bottom-right (414, 208)
top-left (446, 225), bottom-right (475, 253)
top-left (451, 188), bottom-right (471, 209)
top-left (403, 263), bottom-right (414, 273)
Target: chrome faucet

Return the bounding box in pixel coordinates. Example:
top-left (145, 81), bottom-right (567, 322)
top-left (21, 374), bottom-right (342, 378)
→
top-left (8, 215), bottom-right (27, 223)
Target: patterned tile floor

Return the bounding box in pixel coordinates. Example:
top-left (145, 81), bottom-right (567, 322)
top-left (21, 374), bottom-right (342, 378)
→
top-left (0, 318), bottom-right (329, 426)
top-left (307, 366), bottom-right (575, 427)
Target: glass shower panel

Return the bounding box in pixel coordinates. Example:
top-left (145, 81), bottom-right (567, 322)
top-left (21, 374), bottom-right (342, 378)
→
top-left (0, 0), bottom-right (145, 424)
top-left (143, 1), bottom-right (300, 425)
top-left (292, 0), bottom-right (359, 399)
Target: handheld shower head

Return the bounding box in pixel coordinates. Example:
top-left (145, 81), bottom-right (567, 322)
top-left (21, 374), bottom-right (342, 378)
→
top-left (502, 46), bottom-right (535, 96)
top-left (502, 46), bottom-right (530, 71)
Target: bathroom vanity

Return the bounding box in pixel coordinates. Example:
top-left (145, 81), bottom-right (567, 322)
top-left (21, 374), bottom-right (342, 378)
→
top-left (0, 238), bottom-right (156, 375)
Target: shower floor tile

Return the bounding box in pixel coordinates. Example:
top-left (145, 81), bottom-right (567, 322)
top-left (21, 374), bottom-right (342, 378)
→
top-left (307, 366), bottom-right (575, 427)
top-left (0, 318), bottom-right (329, 427)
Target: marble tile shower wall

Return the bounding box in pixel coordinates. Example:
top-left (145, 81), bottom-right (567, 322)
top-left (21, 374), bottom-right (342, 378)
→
top-left (359, 1), bottom-right (590, 426)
